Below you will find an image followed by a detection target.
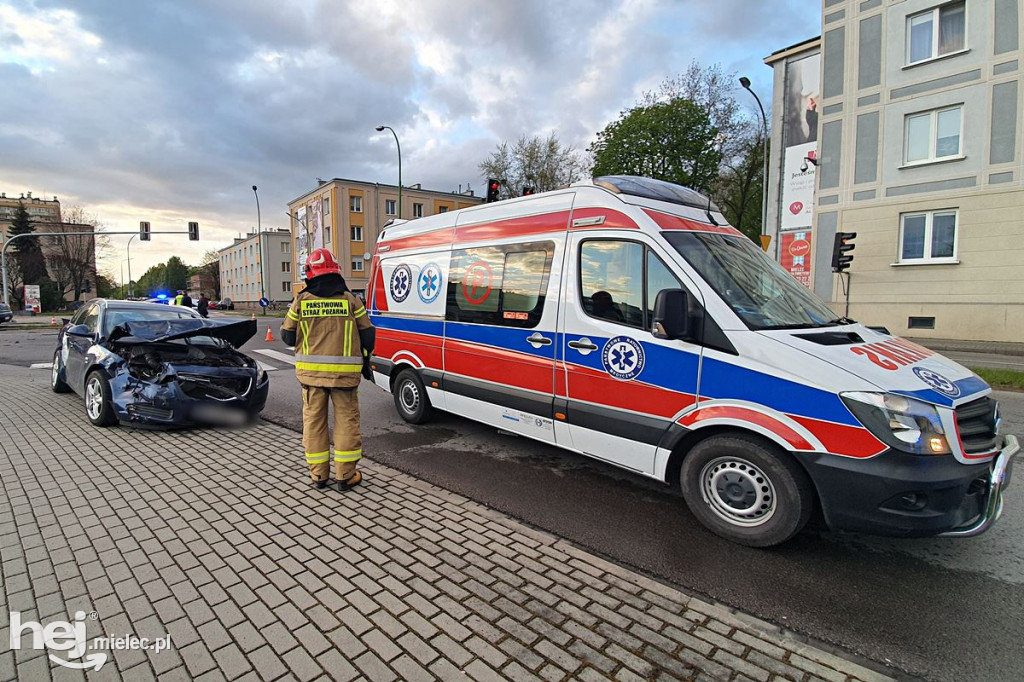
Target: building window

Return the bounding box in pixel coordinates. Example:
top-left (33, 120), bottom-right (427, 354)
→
top-left (282, 261), bottom-right (291, 273)
top-left (904, 106), bottom-right (962, 164)
top-left (907, 2), bottom-right (966, 65)
top-left (446, 241), bottom-right (555, 329)
top-left (351, 226), bottom-right (363, 242)
top-left (352, 260), bottom-right (364, 272)
top-left (385, 199), bottom-right (396, 216)
top-left (322, 196), bottom-right (330, 215)
top-left (413, 203), bottom-right (423, 218)
top-left (899, 210), bottom-right (958, 263)
top-left (280, 242), bottom-right (290, 253)
top-left (438, 206), bottom-right (449, 213)
top-left (324, 225), bottom-right (331, 246)
top-left (282, 281), bottom-right (291, 293)
top-left (350, 196), bottom-right (362, 213)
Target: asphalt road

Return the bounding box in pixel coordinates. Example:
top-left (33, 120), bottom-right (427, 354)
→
top-left (5, 325), bottom-right (1024, 681)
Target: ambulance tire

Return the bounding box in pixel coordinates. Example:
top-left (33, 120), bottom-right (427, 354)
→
top-left (393, 369), bottom-right (432, 424)
top-left (680, 434), bottom-right (814, 547)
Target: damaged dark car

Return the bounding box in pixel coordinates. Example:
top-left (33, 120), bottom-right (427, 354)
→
top-left (51, 299), bottom-right (269, 427)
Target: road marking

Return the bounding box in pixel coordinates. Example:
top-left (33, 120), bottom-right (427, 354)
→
top-left (256, 362), bottom-right (278, 373)
top-left (30, 362), bottom-right (54, 369)
top-left (252, 349), bottom-right (296, 366)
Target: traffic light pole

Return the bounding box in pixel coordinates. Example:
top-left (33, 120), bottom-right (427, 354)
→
top-left (2, 230), bottom-right (193, 307)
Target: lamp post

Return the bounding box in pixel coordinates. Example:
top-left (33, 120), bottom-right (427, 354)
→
top-left (126, 234), bottom-right (138, 298)
top-left (252, 185), bottom-right (266, 315)
top-left (375, 125), bottom-right (402, 219)
top-left (740, 76), bottom-right (771, 256)
top-left (119, 258), bottom-right (130, 299)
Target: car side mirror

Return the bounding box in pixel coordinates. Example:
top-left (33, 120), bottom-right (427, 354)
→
top-left (66, 324), bottom-right (94, 338)
top-left (652, 289), bottom-right (690, 340)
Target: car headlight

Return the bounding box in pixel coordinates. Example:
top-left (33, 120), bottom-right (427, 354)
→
top-left (840, 392), bottom-right (950, 455)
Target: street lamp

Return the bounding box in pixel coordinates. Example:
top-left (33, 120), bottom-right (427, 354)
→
top-left (252, 185), bottom-right (266, 315)
top-left (740, 76), bottom-right (770, 255)
top-left (375, 125), bottom-right (402, 219)
top-left (119, 258), bottom-right (130, 299)
top-left (125, 233), bottom-right (138, 298)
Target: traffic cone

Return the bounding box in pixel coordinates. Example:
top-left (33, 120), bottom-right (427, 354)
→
top-left (265, 326), bottom-right (274, 342)
top-left (50, 316), bottom-right (56, 327)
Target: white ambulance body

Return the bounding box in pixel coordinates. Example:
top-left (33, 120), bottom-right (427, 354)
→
top-left (367, 176), bottom-right (1017, 546)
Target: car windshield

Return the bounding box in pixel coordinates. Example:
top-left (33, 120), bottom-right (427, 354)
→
top-left (663, 231), bottom-right (843, 330)
top-left (103, 307), bottom-right (225, 346)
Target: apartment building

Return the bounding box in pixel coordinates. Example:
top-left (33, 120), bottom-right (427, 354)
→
top-left (218, 228), bottom-right (293, 308)
top-left (286, 179), bottom-right (483, 300)
top-left (766, 0), bottom-right (1024, 342)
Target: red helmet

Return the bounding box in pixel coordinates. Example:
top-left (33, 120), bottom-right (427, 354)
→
top-left (304, 248), bottom-right (341, 279)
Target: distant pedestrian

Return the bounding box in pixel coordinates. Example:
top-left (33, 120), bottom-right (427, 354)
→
top-left (173, 290), bottom-right (184, 306)
top-left (197, 294), bottom-right (209, 318)
top-left (181, 291), bottom-right (194, 309)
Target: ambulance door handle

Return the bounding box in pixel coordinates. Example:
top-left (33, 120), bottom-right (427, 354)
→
top-left (568, 338), bottom-right (598, 352)
top-left (526, 333), bottom-right (552, 347)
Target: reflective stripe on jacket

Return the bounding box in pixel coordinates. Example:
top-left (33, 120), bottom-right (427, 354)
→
top-left (281, 290), bottom-right (372, 388)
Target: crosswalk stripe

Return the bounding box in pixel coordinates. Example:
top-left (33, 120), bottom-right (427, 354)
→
top-left (252, 349), bottom-right (297, 366)
top-left (30, 363), bottom-right (54, 369)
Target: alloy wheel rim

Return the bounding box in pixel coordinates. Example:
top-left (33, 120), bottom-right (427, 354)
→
top-left (86, 378), bottom-right (102, 419)
top-left (699, 456), bottom-right (777, 527)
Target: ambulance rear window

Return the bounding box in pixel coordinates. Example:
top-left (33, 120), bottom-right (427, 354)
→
top-left (594, 176), bottom-right (719, 212)
top-left (446, 241), bottom-right (555, 328)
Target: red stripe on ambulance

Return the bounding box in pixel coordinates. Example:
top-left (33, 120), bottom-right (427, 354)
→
top-left (679, 406), bottom-right (814, 451)
top-left (563, 363), bottom-right (696, 419)
top-left (445, 340), bottom-right (554, 395)
top-left (643, 209), bottom-right (743, 236)
top-left (455, 211), bottom-right (572, 243)
top-left (791, 416), bottom-right (888, 458)
top-left (377, 329), bottom-right (442, 369)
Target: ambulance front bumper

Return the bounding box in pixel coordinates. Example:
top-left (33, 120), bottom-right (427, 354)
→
top-left (796, 435), bottom-right (1018, 538)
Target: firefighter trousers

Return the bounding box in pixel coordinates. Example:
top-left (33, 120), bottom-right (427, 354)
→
top-left (301, 385), bottom-right (361, 483)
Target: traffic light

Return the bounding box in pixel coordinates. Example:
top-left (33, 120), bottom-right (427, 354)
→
top-left (831, 231), bottom-right (856, 272)
top-left (486, 179), bottom-right (500, 203)
top-left (188, 221), bottom-right (199, 241)
top-left (522, 186), bottom-right (535, 196)
top-left (139, 221), bottom-right (151, 241)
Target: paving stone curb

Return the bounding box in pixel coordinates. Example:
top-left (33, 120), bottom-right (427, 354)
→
top-left (0, 365), bottom-right (898, 681)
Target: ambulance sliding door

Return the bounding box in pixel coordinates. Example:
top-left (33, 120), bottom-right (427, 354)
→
top-left (442, 193), bottom-right (574, 445)
top-left (557, 233), bottom-right (703, 474)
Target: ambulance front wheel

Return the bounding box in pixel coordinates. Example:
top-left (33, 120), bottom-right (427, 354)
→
top-left (680, 434), bottom-right (814, 547)
top-left (393, 369), bottom-right (432, 424)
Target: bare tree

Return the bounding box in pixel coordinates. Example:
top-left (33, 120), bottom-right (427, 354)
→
top-left (479, 134), bottom-right (587, 200)
top-left (43, 207), bottom-right (110, 301)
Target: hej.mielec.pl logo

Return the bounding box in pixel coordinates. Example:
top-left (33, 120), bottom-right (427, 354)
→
top-left (8, 611), bottom-right (172, 671)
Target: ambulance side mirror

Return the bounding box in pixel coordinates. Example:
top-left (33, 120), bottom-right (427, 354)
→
top-left (652, 289), bottom-right (690, 340)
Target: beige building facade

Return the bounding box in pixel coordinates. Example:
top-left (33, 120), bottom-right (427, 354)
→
top-left (286, 179), bottom-right (483, 300)
top-left (218, 228), bottom-right (293, 307)
top-left (766, 0), bottom-right (1024, 342)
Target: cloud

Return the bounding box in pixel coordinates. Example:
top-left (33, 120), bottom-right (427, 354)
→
top-left (1, 0), bottom-right (818, 276)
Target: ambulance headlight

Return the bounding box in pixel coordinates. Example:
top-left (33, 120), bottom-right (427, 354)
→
top-left (840, 392), bottom-right (950, 455)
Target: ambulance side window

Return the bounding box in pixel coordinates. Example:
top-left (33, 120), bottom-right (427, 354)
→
top-left (446, 241), bottom-right (554, 328)
top-left (580, 240), bottom-right (686, 330)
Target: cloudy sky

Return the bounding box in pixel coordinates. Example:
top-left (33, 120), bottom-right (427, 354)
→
top-left (1, 0), bottom-right (819, 277)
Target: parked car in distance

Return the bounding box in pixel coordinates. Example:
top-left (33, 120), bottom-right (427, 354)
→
top-left (0, 302), bottom-right (12, 324)
top-left (51, 299), bottom-right (269, 428)
top-left (217, 298), bottom-right (234, 310)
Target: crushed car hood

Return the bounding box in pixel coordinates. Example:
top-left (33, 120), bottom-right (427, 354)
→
top-left (108, 318), bottom-right (257, 348)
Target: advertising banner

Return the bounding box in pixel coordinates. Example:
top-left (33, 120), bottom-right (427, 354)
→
top-left (780, 232), bottom-right (812, 288)
top-left (780, 52), bottom-right (820, 233)
top-left (781, 142), bottom-right (816, 230)
top-left (296, 206), bottom-right (308, 275)
top-left (23, 284), bottom-right (40, 313)
top-left (311, 201), bottom-right (323, 252)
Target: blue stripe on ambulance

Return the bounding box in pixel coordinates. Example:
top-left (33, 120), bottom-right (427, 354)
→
top-left (891, 374), bottom-right (991, 408)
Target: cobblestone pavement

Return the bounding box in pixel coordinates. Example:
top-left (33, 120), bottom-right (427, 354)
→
top-left (0, 366), bottom-right (895, 682)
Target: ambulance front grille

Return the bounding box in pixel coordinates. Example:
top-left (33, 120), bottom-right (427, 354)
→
top-left (955, 397), bottom-right (999, 455)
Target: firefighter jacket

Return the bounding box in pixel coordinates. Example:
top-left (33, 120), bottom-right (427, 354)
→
top-left (282, 290), bottom-right (372, 389)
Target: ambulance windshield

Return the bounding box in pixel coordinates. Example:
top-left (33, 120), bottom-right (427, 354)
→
top-left (664, 232), bottom-right (843, 330)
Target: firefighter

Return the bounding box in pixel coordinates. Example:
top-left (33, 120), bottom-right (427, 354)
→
top-left (280, 248), bottom-right (374, 491)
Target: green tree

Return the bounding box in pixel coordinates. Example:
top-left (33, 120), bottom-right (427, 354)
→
top-left (95, 272), bottom-right (118, 298)
top-left (714, 130), bottom-right (766, 243)
top-left (589, 98), bottom-right (723, 194)
top-left (165, 256), bottom-right (189, 292)
top-left (479, 134), bottom-right (586, 200)
top-left (8, 202), bottom-right (48, 307)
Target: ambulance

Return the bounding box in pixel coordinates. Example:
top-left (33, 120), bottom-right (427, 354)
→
top-left (366, 176), bottom-right (1017, 547)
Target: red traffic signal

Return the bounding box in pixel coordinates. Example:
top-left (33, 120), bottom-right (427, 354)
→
top-left (486, 179), bottom-right (500, 203)
top-left (522, 186), bottom-right (535, 196)
top-left (831, 232), bottom-right (856, 272)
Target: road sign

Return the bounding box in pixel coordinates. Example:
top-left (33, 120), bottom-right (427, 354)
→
top-left (760, 235), bottom-right (772, 252)
top-left (259, 297), bottom-right (269, 308)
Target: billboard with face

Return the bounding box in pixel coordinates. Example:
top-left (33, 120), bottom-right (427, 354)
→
top-left (780, 52), bottom-right (820, 234)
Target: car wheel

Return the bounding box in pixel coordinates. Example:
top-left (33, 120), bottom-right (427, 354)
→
top-left (393, 369), bottom-right (432, 424)
top-left (51, 349), bottom-right (71, 393)
top-left (679, 433), bottom-right (814, 548)
top-left (84, 370), bottom-right (117, 427)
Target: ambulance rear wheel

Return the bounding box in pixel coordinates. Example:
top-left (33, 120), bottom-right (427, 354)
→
top-left (393, 369), bottom-right (432, 424)
top-left (680, 434), bottom-right (814, 547)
